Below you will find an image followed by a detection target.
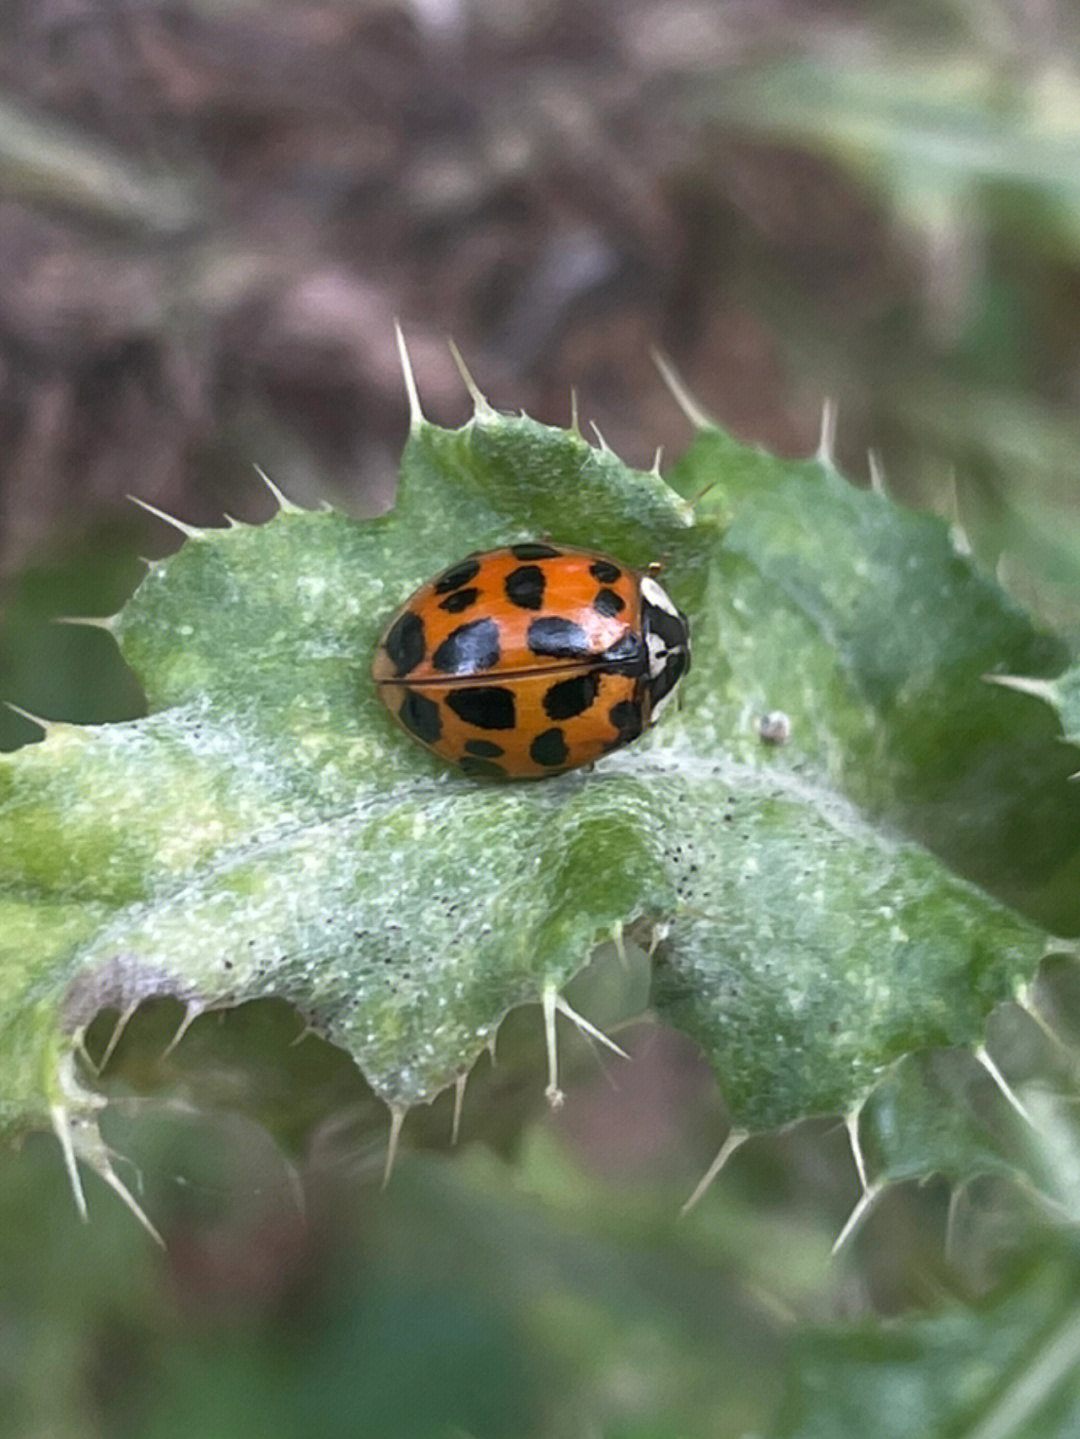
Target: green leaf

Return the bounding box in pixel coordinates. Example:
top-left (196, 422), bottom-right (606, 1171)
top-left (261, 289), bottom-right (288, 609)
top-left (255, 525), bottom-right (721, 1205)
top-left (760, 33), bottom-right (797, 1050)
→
top-left (666, 428), bottom-right (1080, 930)
top-left (0, 370), bottom-right (1067, 1207)
top-left (775, 1240), bottom-right (1080, 1439)
top-left (1, 403), bottom-right (698, 1135)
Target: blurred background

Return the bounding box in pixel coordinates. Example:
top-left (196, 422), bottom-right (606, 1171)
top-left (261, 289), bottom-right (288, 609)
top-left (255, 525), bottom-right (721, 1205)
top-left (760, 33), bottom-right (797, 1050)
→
top-left (4, 2), bottom-right (1080, 1435)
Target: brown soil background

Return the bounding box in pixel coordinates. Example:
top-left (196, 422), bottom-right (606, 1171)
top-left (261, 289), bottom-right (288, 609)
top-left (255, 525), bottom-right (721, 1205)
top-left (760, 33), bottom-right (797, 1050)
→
top-left (0, 0), bottom-right (911, 572)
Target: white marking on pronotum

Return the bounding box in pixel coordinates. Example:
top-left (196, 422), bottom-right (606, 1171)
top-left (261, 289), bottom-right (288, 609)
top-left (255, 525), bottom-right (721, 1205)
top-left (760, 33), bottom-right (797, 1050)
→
top-left (393, 320), bottom-right (425, 430)
top-left (680, 1127), bottom-right (749, 1214)
top-left (640, 574), bottom-right (680, 616)
top-left (649, 683), bottom-right (678, 724)
top-left (645, 629), bottom-right (668, 680)
top-left (128, 495), bottom-right (206, 539)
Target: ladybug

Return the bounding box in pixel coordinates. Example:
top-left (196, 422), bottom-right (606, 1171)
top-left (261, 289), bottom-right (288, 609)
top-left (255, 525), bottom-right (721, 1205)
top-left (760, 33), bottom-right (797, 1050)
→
top-left (372, 542), bottom-right (690, 778)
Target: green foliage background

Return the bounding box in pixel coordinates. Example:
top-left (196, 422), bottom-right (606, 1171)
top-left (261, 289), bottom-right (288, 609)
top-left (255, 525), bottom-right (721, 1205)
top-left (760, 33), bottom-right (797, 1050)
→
top-left (6, 9), bottom-right (1080, 1438)
top-left (5, 383), bottom-right (1080, 1435)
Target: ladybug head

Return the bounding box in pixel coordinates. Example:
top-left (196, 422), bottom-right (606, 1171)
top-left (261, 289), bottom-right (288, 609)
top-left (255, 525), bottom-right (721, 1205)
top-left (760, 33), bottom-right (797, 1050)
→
top-left (639, 575), bottom-right (691, 723)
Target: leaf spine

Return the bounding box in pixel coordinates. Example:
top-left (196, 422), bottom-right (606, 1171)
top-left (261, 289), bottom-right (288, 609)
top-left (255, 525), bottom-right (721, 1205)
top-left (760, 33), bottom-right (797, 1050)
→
top-left (394, 320), bottom-right (425, 431)
top-left (653, 349), bottom-right (715, 430)
top-left (129, 495), bottom-right (206, 539)
top-left (447, 337), bottom-right (496, 420)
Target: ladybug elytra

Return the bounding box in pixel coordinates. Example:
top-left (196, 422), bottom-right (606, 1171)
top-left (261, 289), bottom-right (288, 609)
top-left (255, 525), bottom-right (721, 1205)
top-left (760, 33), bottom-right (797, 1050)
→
top-left (372, 542), bottom-right (690, 778)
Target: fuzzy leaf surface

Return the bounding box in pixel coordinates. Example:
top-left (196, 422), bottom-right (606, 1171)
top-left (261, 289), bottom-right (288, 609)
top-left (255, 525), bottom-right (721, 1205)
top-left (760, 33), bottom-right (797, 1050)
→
top-left (0, 403), bottom-right (1064, 1152)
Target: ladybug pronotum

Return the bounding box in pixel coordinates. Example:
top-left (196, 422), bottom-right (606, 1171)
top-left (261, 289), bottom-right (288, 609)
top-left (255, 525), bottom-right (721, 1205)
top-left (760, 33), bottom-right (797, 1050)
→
top-left (372, 542), bottom-right (690, 778)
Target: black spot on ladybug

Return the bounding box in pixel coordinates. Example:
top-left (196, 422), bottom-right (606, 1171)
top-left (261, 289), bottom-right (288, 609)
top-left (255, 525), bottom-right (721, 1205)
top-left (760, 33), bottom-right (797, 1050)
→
top-left (434, 558), bottom-right (482, 594)
top-left (432, 617), bottom-right (501, 675)
top-left (599, 630), bottom-right (647, 675)
top-left (510, 542), bottom-right (560, 560)
top-left (459, 756), bottom-right (507, 778)
top-left (644, 602), bottom-right (689, 651)
top-left (446, 685), bottom-right (516, 730)
top-left (438, 587), bottom-right (480, 614)
top-left (543, 672), bottom-right (599, 720)
top-left (504, 564), bottom-right (546, 610)
top-left (650, 648), bottom-right (690, 704)
top-left (463, 738), bottom-right (505, 757)
top-left (608, 699), bottom-right (643, 742)
top-left (592, 587), bottom-right (625, 617)
top-left (530, 728), bottom-right (569, 767)
top-left (589, 559), bottom-right (621, 584)
top-left (383, 610), bottom-right (426, 677)
top-left (527, 615), bottom-right (591, 660)
top-left (398, 689), bottom-right (442, 744)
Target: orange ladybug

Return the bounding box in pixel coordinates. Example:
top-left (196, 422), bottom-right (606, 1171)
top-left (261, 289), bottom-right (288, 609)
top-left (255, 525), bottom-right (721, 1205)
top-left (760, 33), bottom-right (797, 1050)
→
top-left (372, 542), bottom-right (690, 778)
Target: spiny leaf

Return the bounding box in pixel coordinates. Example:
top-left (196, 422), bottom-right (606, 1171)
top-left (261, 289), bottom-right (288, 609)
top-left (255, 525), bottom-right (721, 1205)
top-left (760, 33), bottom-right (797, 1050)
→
top-left (0, 367), bottom-right (1072, 1218)
top-left (667, 427), bottom-right (1080, 928)
top-left (0, 402), bottom-right (699, 1138)
top-left (775, 1240), bottom-right (1080, 1439)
